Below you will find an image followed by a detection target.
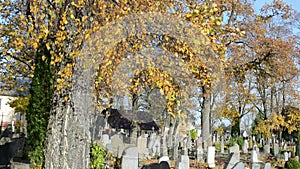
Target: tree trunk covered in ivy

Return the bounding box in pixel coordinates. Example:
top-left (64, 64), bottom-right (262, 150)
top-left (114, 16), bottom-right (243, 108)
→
top-left (44, 57), bottom-right (94, 169)
top-left (231, 117), bottom-right (241, 137)
top-left (26, 44), bottom-right (53, 166)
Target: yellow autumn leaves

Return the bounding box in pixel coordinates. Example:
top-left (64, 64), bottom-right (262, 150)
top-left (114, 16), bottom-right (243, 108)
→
top-left (255, 110), bottom-right (300, 138)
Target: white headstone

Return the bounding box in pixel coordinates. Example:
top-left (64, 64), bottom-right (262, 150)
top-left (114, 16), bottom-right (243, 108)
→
top-left (273, 143), bottom-right (279, 157)
top-left (251, 150), bottom-right (262, 163)
top-left (111, 134), bottom-right (123, 150)
top-left (226, 144), bottom-right (240, 169)
top-left (233, 162), bottom-right (246, 169)
top-left (159, 156), bottom-right (170, 166)
top-left (101, 134), bottom-right (110, 147)
top-left (207, 146), bottom-right (216, 168)
top-left (122, 147), bottom-right (139, 169)
top-left (242, 131), bottom-right (248, 138)
top-left (176, 155), bottom-right (189, 169)
top-left (137, 136), bottom-right (148, 158)
top-left (197, 145), bottom-right (203, 160)
top-left (264, 144), bottom-right (270, 154)
top-left (284, 152), bottom-right (289, 161)
top-left (152, 137), bottom-right (161, 156)
top-left (252, 163), bottom-right (260, 169)
top-left (242, 140), bottom-right (249, 153)
top-left (253, 144), bottom-right (260, 158)
top-left (264, 163), bottom-right (271, 169)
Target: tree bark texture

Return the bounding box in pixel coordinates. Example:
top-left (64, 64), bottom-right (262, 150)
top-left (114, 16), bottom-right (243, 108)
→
top-left (201, 90), bottom-right (211, 150)
top-left (45, 57), bottom-right (95, 169)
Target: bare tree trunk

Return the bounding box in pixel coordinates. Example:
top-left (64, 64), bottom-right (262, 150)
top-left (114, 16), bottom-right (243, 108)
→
top-left (201, 87), bottom-right (211, 150)
top-left (45, 57), bottom-right (94, 169)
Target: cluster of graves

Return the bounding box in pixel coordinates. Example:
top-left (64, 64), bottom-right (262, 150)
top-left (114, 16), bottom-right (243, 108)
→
top-left (0, 126), bottom-right (26, 168)
top-left (93, 110), bottom-right (299, 169)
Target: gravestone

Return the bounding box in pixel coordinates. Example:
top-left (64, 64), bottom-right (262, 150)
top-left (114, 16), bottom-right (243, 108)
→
top-left (221, 136), bottom-right (224, 153)
top-left (106, 144), bottom-right (113, 153)
top-left (159, 156), bottom-right (170, 166)
top-left (207, 146), bottom-right (216, 168)
top-left (176, 155), bottom-right (189, 169)
top-left (148, 134), bottom-right (156, 148)
top-left (252, 163), bottom-right (260, 169)
top-left (264, 163), bottom-right (271, 169)
top-left (152, 137), bottom-right (161, 156)
top-left (251, 149), bottom-right (261, 163)
top-left (197, 145), bottom-right (203, 160)
top-left (233, 162), bottom-right (246, 169)
top-left (284, 152), bottom-right (288, 161)
top-left (253, 144), bottom-right (259, 156)
top-left (251, 149), bottom-right (262, 169)
top-left (264, 144), bottom-right (270, 154)
top-left (111, 134), bottom-right (125, 158)
top-left (225, 144), bottom-right (240, 169)
top-left (242, 140), bottom-right (249, 153)
top-left (273, 143), bottom-right (279, 157)
top-left (283, 142), bottom-right (287, 150)
top-left (130, 127), bottom-right (138, 144)
top-left (101, 134), bottom-right (110, 147)
top-left (137, 136), bottom-right (148, 159)
top-left (111, 134), bottom-right (123, 149)
top-left (122, 147), bottom-right (138, 169)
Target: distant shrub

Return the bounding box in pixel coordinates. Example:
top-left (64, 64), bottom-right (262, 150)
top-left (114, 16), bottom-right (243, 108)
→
top-left (215, 142), bottom-right (221, 151)
top-left (284, 158), bottom-right (300, 169)
top-left (228, 137), bottom-right (244, 149)
top-left (190, 129), bottom-right (198, 141)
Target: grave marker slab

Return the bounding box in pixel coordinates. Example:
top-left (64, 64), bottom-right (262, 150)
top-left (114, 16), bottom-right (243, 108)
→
top-left (137, 136), bottom-right (148, 158)
top-left (159, 156), bottom-right (170, 166)
top-left (251, 150), bottom-right (262, 163)
top-left (242, 140), bottom-right (249, 153)
top-left (273, 143), bottom-right (279, 157)
top-left (101, 134), bottom-right (110, 147)
top-left (225, 144), bottom-right (240, 169)
top-left (284, 152), bottom-right (289, 161)
top-left (207, 146), bottom-right (216, 168)
top-left (176, 155), bottom-right (189, 169)
top-left (221, 136), bottom-right (224, 153)
top-left (233, 162), bottom-right (246, 169)
top-left (111, 134), bottom-right (125, 158)
top-left (264, 144), bottom-right (270, 154)
top-left (197, 146), bottom-right (203, 160)
top-left (264, 163), bottom-right (271, 169)
top-left (252, 163), bottom-right (260, 169)
top-left (121, 147), bottom-right (138, 169)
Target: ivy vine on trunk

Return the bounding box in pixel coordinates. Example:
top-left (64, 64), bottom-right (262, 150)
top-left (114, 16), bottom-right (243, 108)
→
top-left (25, 43), bottom-right (53, 167)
